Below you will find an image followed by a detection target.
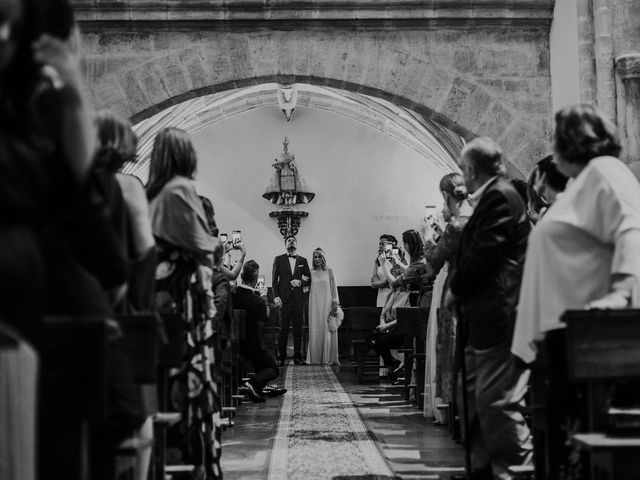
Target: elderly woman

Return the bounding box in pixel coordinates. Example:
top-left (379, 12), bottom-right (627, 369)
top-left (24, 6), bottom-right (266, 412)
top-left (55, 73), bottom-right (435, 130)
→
top-left (512, 104), bottom-right (640, 478)
top-left (512, 104), bottom-right (640, 363)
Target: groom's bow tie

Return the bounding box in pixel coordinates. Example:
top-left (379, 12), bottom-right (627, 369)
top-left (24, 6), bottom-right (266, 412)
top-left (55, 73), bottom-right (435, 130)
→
top-left (288, 254), bottom-right (297, 258)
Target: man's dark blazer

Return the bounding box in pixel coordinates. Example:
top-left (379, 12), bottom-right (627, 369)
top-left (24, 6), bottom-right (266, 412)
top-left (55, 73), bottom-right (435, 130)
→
top-left (272, 254), bottom-right (311, 305)
top-left (449, 176), bottom-right (531, 349)
top-left (232, 285), bottom-right (267, 354)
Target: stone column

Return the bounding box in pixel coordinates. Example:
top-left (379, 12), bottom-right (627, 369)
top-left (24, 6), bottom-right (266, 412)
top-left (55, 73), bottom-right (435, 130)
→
top-left (615, 54), bottom-right (640, 163)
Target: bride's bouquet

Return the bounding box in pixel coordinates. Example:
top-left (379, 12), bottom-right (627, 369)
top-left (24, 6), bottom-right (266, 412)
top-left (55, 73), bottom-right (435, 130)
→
top-left (327, 302), bottom-right (344, 332)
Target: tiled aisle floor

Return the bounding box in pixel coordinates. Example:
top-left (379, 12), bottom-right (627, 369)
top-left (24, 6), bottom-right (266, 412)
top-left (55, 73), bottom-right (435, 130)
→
top-left (221, 364), bottom-right (464, 479)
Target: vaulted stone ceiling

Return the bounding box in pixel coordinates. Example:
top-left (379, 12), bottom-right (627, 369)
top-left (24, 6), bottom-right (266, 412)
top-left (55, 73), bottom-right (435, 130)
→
top-left (124, 83), bottom-right (463, 181)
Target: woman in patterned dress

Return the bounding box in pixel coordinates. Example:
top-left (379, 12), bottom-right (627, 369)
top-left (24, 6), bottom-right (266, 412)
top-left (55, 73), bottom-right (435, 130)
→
top-left (422, 173), bottom-right (472, 418)
top-left (147, 128), bottom-right (223, 480)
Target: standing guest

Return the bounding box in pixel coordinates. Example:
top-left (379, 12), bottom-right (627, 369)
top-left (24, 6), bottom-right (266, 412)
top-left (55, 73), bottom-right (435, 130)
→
top-left (445, 137), bottom-right (533, 480)
top-left (371, 234), bottom-right (395, 306)
top-left (94, 110), bottom-right (156, 313)
top-left (380, 230), bottom-right (431, 308)
top-left (512, 104), bottom-right (640, 477)
top-left (421, 173), bottom-right (473, 421)
top-left (272, 236), bottom-right (312, 366)
top-left (233, 260), bottom-right (286, 402)
top-left (306, 248), bottom-right (340, 365)
top-left (526, 154), bottom-right (569, 224)
top-left (147, 127), bottom-right (222, 480)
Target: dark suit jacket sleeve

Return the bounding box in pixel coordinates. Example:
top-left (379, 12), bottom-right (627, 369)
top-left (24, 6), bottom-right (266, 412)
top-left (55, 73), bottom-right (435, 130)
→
top-left (450, 190), bottom-right (514, 299)
top-left (301, 258), bottom-right (311, 288)
top-left (272, 256), bottom-right (281, 299)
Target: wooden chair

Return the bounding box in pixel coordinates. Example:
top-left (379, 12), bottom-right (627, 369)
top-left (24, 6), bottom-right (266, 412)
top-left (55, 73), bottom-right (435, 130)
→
top-left (343, 306), bottom-right (382, 383)
top-left (395, 307), bottom-right (429, 403)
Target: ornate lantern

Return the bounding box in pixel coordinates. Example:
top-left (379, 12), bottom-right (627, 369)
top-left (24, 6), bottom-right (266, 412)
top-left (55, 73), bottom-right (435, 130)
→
top-left (263, 137), bottom-right (315, 238)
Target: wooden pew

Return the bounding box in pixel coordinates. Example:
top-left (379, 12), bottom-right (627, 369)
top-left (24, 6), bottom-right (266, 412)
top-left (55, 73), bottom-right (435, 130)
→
top-left (563, 309), bottom-right (640, 480)
top-left (343, 306), bottom-right (382, 383)
top-left (532, 309), bottom-right (640, 480)
top-left (395, 307), bottom-right (429, 406)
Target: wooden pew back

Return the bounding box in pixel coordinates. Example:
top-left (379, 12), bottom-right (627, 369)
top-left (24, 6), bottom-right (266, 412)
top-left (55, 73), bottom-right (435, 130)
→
top-left (563, 309), bottom-right (640, 381)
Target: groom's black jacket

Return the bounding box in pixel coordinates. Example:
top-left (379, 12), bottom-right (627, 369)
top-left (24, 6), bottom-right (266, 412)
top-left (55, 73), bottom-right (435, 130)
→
top-left (272, 254), bottom-right (311, 305)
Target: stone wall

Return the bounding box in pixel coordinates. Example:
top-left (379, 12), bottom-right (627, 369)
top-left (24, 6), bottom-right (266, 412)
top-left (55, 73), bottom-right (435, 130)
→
top-left (75, 1), bottom-right (555, 175)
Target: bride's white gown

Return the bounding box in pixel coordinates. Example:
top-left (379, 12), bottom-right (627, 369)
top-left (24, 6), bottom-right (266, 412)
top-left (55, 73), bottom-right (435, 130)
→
top-left (306, 268), bottom-right (339, 365)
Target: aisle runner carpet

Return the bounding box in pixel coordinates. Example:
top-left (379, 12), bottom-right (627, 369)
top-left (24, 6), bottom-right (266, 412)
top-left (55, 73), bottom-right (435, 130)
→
top-left (267, 365), bottom-right (395, 479)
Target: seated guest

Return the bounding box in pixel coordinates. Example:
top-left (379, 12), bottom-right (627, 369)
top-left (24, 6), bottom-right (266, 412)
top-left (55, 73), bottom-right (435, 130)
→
top-left (232, 260), bottom-right (285, 402)
top-left (445, 137), bottom-right (533, 480)
top-left (512, 104), bottom-right (640, 478)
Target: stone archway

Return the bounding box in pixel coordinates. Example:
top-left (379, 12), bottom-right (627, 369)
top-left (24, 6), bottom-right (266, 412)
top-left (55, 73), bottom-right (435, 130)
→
top-left (77, 1), bottom-right (554, 176)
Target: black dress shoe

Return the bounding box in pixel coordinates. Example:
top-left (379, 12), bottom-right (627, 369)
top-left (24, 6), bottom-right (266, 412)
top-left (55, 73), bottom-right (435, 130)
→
top-left (294, 358), bottom-right (307, 365)
top-left (277, 359), bottom-right (286, 367)
top-left (244, 382), bottom-right (266, 403)
top-left (263, 387), bottom-right (288, 398)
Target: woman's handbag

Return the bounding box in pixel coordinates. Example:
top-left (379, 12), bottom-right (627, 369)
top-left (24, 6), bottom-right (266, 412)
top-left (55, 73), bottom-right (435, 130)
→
top-left (327, 305), bottom-right (344, 332)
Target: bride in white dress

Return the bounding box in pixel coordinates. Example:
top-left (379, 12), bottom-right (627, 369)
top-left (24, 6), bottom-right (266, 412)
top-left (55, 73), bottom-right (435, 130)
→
top-left (306, 248), bottom-right (340, 365)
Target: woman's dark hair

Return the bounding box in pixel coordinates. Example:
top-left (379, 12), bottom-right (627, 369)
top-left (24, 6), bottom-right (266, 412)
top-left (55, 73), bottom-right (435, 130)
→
top-left (554, 103), bottom-right (621, 166)
top-left (94, 110), bottom-right (138, 172)
top-left (146, 127), bottom-right (198, 200)
top-left (537, 155), bottom-right (568, 192)
top-left (402, 229), bottom-right (424, 262)
top-left (439, 172), bottom-right (467, 201)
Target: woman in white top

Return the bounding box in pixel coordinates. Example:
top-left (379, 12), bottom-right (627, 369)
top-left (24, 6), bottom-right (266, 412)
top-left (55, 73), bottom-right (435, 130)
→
top-left (306, 248), bottom-right (340, 365)
top-left (512, 103), bottom-right (640, 364)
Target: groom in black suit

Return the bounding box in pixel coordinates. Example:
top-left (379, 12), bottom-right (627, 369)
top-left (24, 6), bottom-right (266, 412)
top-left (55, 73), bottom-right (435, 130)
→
top-left (272, 236), bottom-right (311, 366)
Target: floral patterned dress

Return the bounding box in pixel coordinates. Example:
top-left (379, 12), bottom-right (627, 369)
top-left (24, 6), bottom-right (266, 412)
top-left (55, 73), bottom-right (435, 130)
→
top-left (150, 176), bottom-right (223, 480)
top-left (424, 216), bottom-right (468, 406)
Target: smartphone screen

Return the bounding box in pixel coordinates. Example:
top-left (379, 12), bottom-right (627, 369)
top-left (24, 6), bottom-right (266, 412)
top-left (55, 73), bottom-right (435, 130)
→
top-left (384, 243), bottom-right (392, 258)
top-left (232, 230), bottom-right (241, 245)
top-left (257, 275), bottom-right (265, 289)
top-left (392, 247), bottom-right (399, 256)
top-left (220, 233), bottom-right (228, 243)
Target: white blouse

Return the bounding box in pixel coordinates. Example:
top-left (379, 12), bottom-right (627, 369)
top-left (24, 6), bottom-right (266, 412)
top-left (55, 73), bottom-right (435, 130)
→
top-left (512, 156), bottom-right (640, 363)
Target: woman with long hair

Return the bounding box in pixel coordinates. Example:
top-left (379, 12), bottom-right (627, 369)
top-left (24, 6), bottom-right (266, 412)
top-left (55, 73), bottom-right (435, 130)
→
top-left (147, 127), bottom-right (223, 480)
top-left (421, 172), bottom-right (473, 421)
top-left (380, 229), bottom-right (432, 308)
top-left (306, 248), bottom-right (340, 365)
